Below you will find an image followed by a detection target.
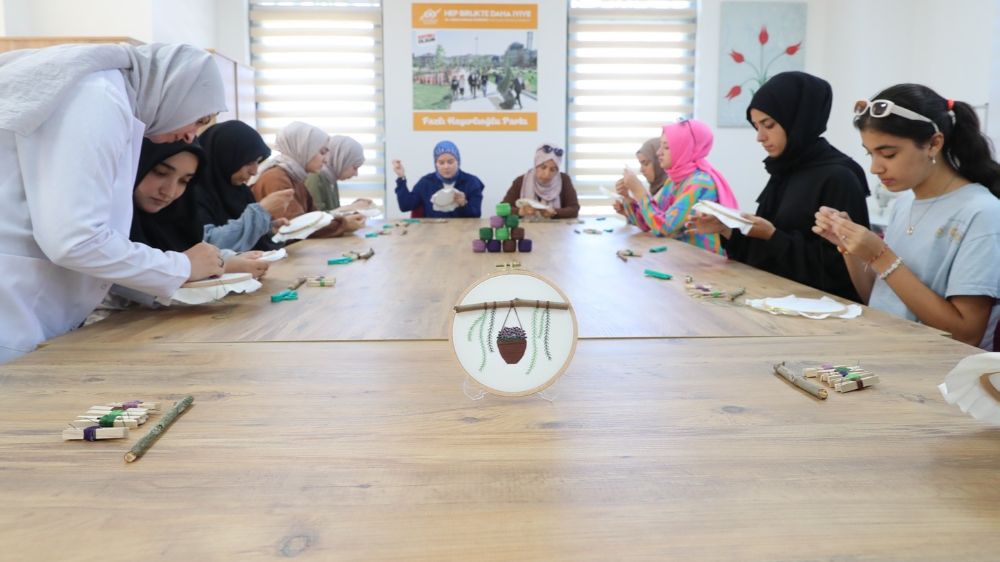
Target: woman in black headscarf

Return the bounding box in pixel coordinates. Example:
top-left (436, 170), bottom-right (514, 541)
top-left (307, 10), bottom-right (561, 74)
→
top-left (131, 138), bottom-right (268, 279)
top-left (689, 71), bottom-right (871, 301)
top-left (196, 120), bottom-right (293, 252)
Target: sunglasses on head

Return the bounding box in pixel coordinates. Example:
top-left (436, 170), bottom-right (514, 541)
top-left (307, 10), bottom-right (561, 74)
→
top-left (541, 144), bottom-right (564, 157)
top-left (854, 99), bottom-right (940, 134)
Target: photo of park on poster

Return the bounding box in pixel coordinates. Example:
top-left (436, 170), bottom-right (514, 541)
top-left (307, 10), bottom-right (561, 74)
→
top-left (412, 29), bottom-right (537, 112)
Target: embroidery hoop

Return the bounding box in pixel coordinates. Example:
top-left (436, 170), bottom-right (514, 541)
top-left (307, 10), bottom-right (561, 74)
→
top-left (515, 198), bottom-right (552, 211)
top-left (449, 270), bottom-right (578, 397)
top-left (278, 211), bottom-right (328, 236)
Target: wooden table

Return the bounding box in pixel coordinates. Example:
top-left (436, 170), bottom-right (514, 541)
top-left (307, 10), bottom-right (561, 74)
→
top-left (49, 219), bottom-right (942, 344)
top-left (2, 335), bottom-right (998, 561)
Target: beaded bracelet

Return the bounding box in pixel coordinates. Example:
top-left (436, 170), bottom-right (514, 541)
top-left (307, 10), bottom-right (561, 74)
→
top-left (878, 256), bottom-right (903, 280)
top-left (865, 244), bottom-right (888, 271)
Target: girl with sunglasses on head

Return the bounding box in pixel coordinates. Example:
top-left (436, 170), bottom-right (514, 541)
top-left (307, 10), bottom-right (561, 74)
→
top-left (615, 119), bottom-right (738, 255)
top-left (392, 141), bottom-right (484, 218)
top-left (688, 71), bottom-right (871, 301)
top-left (251, 121), bottom-right (366, 237)
top-left (814, 85), bottom-right (1000, 349)
top-left (502, 143), bottom-right (580, 219)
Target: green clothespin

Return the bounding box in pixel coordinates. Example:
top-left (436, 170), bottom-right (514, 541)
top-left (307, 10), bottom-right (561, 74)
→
top-left (270, 289), bottom-right (298, 303)
top-left (364, 232), bottom-right (379, 238)
top-left (327, 256), bottom-right (354, 265)
top-left (382, 224), bottom-right (393, 230)
top-left (644, 269), bottom-right (672, 280)
top-left (650, 246), bottom-right (667, 253)
top-left (403, 218), bottom-right (421, 224)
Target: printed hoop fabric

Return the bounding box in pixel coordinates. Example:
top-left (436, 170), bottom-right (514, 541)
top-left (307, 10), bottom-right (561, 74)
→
top-left (450, 271), bottom-right (578, 396)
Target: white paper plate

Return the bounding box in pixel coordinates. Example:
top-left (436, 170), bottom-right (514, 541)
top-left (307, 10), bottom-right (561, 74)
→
top-left (762, 296), bottom-right (848, 315)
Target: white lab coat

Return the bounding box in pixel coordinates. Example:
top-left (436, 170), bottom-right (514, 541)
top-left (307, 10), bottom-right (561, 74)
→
top-left (0, 70), bottom-right (191, 363)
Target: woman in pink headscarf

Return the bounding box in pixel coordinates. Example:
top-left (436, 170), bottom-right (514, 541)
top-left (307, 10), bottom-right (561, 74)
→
top-left (616, 118), bottom-right (737, 254)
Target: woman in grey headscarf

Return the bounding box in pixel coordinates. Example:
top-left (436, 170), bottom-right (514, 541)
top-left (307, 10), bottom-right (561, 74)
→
top-left (0, 42), bottom-right (229, 364)
top-left (251, 122), bottom-right (366, 237)
top-left (305, 135), bottom-right (366, 211)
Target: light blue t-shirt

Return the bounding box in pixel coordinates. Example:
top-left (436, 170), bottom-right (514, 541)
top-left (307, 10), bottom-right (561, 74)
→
top-left (869, 183), bottom-right (1000, 350)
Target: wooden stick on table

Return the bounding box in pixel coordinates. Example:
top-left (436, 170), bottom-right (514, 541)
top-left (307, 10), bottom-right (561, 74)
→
top-left (773, 362), bottom-right (828, 400)
top-left (124, 396), bottom-right (194, 463)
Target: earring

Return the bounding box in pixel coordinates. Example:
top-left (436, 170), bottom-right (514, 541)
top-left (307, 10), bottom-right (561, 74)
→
top-left (930, 155), bottom-right (937, 165)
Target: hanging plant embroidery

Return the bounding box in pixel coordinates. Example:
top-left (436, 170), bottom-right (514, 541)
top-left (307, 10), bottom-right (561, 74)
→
top-left (496, 303), bottom-right (528, 364)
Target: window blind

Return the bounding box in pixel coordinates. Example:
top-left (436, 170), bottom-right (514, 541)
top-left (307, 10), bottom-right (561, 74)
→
top-left (567, 0), bottom-right (696, 204)
top-left (250, 1), bottom-right (385, 201)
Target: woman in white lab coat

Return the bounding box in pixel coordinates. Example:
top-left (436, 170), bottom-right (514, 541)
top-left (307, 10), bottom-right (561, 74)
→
top-left (0, 43), bottom-right (229, 363)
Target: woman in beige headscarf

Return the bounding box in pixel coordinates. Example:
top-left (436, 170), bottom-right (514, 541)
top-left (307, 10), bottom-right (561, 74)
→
top-left (252, 122), bottom-right (365, 237)
top-left (614, 137), bottom-right (667, 221)
top-left (0, 42), bottom-right (229, 363)
top-left (305, 135), bottom-right (366, 211)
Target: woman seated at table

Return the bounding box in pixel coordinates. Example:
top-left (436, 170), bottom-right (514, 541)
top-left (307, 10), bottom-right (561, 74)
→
top-left (615, 138), bottom-right (667, 228)
top-left (305, 135), bottom-right (366, 212)
top-left (196, 120), bottom-right (293, 253)
top-left (251, 121), bottom-right (366, 237)
top-left (131, 139), bottom-right (269, 280)
top-left (501, 143), bottom-right (580, 219)
top-left (392, 141), bottom-right (484, 218)
top-left (814, 84), bottom-right (1000, 349)
top-left (688, 71), bottom-right (871, 302)
top-left (615, 119), bottom-right (736, 255)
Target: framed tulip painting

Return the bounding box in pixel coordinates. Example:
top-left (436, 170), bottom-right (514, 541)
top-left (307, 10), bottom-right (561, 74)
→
top-left (450, 270), bottom-right (577, 397)
top-left (718, 2), bottom-right (806, 127)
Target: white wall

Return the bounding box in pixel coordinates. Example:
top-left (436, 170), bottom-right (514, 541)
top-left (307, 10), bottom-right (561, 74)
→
top-left (214, 0), bottom-right (250, 65)
top-left (151, 0), bottom-right (214, 47)
top-left (2, 0), bottom-right (154, 41)
top-left (696, 0), bottom-right (999, 212)
top-left (382, 0), bottom-right (568, 219)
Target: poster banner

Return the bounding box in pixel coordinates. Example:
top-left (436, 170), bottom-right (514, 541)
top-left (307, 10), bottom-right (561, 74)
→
top-left (411, 3), bottom-right (538, 131)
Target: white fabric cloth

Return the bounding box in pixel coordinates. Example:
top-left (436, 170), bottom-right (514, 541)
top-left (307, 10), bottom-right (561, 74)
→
top-left (0, 71), bottom-right (191, 364)
top-left (0, 43), bottom-right (227, 137)
top-left (255, 121), bottom-right (328, 183)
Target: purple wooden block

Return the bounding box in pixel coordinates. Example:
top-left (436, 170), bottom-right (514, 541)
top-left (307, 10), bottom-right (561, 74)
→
top-left (486, 240), bottom-right (502, 253)
top-left (489, 216), bottom-right (504, 228)
top-left (472, 239), bottom-right (487, 252)
top-left (518, 239), bottom-right (532, 252)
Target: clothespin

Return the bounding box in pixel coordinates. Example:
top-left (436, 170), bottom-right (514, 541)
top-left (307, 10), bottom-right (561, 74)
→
top-left (288, 277), bottom-right (307, 291)
top-left (270, 289), bottom-right (298, 303)
top-left (644, 269), bottom-right (673, 280)
top-left (63, 423), bottom-right (128, 441)
top-left (649, 246), bottom-right (667, 253)
top-left (306, 276), bottom-right (335, 287)
top-left (583, 228), bottom-right (602, 235)
top-left (344, 248), bottom-right (375, 261)
top-left (403, 218), bottom-right (421, 224)
top-left (365, 232), bottom-right (379, 238)
top-left (616, 249), bottom-right (641, 263)
top-left (327, 256), bottom-right (354, 265)
top-left (596, 217), bottom-right (607, 221)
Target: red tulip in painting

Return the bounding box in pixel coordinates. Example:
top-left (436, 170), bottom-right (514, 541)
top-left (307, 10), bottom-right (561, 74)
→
top-left (724, 25), bottom-right (802, 102)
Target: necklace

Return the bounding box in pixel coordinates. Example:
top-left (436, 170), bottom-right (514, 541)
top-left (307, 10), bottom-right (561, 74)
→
top-left (907, 176), bottom-right (960, 235)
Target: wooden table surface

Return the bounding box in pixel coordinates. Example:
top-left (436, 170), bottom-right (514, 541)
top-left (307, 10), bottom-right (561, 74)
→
top-left (2, 336), bottom-right (998, 561)
top-left (49, 218), bottom-right (941, 344)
